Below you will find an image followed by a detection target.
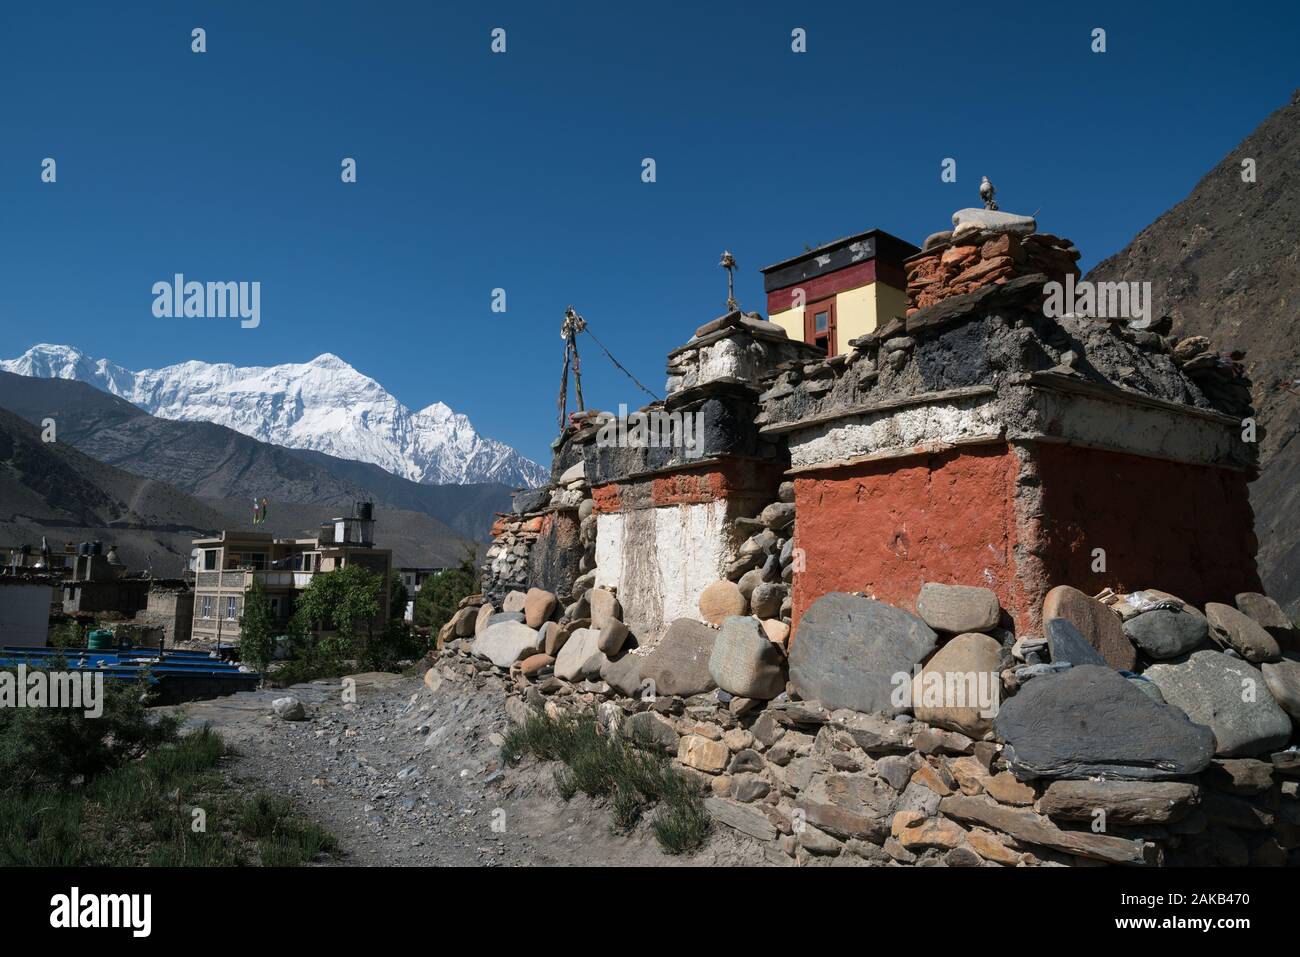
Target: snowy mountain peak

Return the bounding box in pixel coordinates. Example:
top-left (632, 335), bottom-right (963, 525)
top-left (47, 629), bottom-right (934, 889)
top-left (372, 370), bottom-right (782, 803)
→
top-left (0, 344), bottom-right (547, 488)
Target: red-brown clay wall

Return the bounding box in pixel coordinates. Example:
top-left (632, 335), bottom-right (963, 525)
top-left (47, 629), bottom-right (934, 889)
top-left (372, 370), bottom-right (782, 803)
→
top-left (789, 441), bottom-right (1262, 642)
top-left (1030, 443), bottom-right (1262, 610)
top-left (791, 444), bottom-right (1028, 632)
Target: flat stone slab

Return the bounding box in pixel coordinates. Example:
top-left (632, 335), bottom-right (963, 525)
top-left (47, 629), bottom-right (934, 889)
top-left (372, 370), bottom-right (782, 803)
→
top-left (471, 620), bottom-right (540, 669)
top-left (938, 795), bottom-right (1156, 865)
top-left (1042, 586), bottom-right (1136, 671)
top-left (915, 583), bottom-right (1000, 633)
top-left (789, 593), bottom-right (938, 715)
top-left (951, 207), bottom-right (1037, 236)
top-left (1037, 780), bottom-right (1200, 825)
top-left (994, 664), bottom-right (1215, 780)
top-left (1205, 602), bottom-right (1282, 663)
top-left (705, 797), bottom-right (777, 841)
top-left (1045, 617), bottom-right (1107, 667)
top-left (639, 618), bottom-right (717, 697)
top-left (1123, 605), bottom-right (1209, 660)
top-left (1144, 650), bottom-right (1292, 757)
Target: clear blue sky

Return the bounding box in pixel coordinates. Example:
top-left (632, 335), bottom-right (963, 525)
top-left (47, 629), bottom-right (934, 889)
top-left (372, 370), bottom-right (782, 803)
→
top-left (2, 1), bottom-right (1295, 466)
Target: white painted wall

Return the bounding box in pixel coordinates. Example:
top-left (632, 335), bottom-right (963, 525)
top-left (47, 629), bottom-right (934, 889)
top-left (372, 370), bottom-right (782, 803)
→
top-left (595, 501), bottom-right (736, 644)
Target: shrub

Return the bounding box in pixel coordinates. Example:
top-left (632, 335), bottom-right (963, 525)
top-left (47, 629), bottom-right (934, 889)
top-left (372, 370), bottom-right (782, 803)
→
top-left (501, 707), bottom-right (710, 855)
top-left (237, 582), bottom-right (277, 672)
top-left (0, 666), bottom-right (177, 793)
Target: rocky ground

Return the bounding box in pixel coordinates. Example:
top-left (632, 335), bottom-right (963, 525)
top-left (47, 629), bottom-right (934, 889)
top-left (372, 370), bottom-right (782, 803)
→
top-left (167, 670), bottom-right (771, 867)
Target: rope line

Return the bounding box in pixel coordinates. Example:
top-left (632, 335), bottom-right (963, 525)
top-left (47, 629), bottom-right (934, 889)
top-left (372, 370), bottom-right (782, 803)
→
top-left (582, 326), bottom-right (661, 402)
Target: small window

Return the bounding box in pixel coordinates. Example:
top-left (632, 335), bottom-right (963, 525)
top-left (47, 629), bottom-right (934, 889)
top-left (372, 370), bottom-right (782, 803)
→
top-left (204, 550), bottom-right (217, 571)
top-left (225, 597), bottom-right (238, 621)
top-left (804, 297), bottom-right (837, 356)
top-left (201, 596), bottom-right (213, 619)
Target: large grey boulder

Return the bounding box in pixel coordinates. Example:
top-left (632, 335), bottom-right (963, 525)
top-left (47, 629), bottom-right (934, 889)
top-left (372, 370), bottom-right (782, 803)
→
top-left (1236, 592), bottom-right (1300, 654)
top-left (1261, 656), bottom-right (1300, 722)
top-left (994, 665), bottom-right (1215, 780)
top-left (1123, 605), bottom-right (1209, 660)
top-left (1144, 650), bottom-right (1292, 757)
top-left (916, 582), bottom-right (1000, 633)
top-left (788, 593), bottom-right (938, 715)
top-left (708, 616), bottom-right (786, 700)
top-left (471, 620), bottom-right (541, 668)
top-left (600, 652), bottom-right (645, 697)
top-left (640, 618), bottom-right (717, 697)
top-left (553, 626), bottom-right (603, 681)
top-left (1205, 602), bottom-right (1282, 663)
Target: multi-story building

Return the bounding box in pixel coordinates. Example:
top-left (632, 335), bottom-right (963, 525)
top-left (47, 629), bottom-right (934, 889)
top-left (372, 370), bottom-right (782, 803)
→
top-left (190, 504), bottom-right (393, 646)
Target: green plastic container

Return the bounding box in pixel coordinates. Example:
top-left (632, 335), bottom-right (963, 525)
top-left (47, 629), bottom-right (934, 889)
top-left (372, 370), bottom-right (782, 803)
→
top-left (87, 629), bottom-right (115, 650)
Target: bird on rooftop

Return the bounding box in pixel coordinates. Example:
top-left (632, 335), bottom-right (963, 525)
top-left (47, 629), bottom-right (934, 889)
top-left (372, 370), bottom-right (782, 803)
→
top-left (980, 176), bottom-right (998, 210)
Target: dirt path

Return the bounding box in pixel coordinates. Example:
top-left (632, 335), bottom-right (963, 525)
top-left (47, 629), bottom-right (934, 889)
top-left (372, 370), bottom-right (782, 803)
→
top-left (168, 668), bottom-right (773, 867)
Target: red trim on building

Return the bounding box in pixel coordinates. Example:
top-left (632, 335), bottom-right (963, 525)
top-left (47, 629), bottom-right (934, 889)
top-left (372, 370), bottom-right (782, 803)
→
top-left (766, 260), bottom-right (878, 315)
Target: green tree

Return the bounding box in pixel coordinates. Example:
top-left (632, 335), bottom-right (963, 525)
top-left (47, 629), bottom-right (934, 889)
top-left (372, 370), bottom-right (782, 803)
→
top-left (238, 582), bottom-right (277, 672)
top-left (389, 575), bottom-right (409, 624)
top-left (412, 552), bottom-right (478, 631)
top-left (291, 564), bottom-right (383, 658)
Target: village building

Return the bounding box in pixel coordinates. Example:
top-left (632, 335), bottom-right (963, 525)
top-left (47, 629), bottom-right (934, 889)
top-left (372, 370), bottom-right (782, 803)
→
top-left (0, 574), bottom-right (60, 647)
top-left (190, 503), bottom-right (393, 645)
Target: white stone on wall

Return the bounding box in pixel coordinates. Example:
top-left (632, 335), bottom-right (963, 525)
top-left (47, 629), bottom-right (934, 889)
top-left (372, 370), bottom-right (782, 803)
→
top-left (1024, 390), bottom-right (1245, 467)
top-left (788, 396), bottom-right (1003, 469)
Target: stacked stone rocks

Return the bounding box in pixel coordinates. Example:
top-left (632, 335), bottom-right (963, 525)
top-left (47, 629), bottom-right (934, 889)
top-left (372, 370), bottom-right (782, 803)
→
top-left (482, 514), bottom-right (544, 603)
top-left (695, 481), bottom-right (798, 649)
top-left (906, 209), bottom-right (1080, 315)
top-left (435, 572), bottom-right (1298, 866)
top-left (481, 443), bottom-right (596, 608)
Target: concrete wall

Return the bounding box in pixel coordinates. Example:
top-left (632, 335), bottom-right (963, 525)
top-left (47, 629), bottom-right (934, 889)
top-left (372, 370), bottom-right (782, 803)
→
top-left (139, 589), bottom-right (194, 646)
top-left (0, 582), bottom-right (54, 646)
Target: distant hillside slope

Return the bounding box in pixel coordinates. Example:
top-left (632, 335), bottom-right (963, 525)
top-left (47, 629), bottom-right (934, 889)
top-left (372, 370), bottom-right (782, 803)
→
top-left (1088, 90), bottom-right (1300, 616)
top-left (0, 371), bottom-right (511, 542)
top-left (0, 405), bottom-right (223, 572)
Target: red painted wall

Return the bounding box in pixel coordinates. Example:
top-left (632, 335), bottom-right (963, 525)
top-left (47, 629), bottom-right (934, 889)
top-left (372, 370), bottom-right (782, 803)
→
top-left (1031, 444), bottom-right (1261, 610)
top-left (791, 445), bottom-right (1026, 631)
top-left (789, 441), bottom-right (1261, 642)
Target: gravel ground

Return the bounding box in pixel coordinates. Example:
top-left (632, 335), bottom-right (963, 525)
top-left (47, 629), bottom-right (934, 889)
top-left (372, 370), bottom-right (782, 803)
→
top-left (167, 668), bottom-right (773, 867)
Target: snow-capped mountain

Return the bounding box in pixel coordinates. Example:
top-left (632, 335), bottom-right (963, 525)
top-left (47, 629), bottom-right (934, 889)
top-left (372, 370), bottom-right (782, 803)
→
top-left (0, 344), bottom-right (547, 488)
